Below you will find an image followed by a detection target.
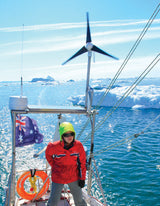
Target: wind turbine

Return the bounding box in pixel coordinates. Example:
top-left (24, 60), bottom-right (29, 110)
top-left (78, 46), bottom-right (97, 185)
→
top-left (62, 12), bottom-right (118, 109)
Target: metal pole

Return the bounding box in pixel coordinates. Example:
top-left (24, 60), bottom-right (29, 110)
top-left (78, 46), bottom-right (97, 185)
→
top-left (87, 110), bottom-right (96, 195)
top-left (10, 111), bottom-right (16, 205)
top-left (85, 51), bottom-right (92, 109)
top-left (20, 24), bottom-right (24, 97)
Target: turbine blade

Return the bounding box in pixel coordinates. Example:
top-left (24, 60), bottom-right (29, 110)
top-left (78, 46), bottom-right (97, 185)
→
top-left (62, 46), bottom-right (87, 65)
top-left (92, 45), bottom-right (119, 60)
top-left (86, 12), bottom-right (92, 43)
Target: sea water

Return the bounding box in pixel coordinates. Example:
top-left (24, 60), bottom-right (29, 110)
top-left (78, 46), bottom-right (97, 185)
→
top-left (0, 78), bottom-right (160, 205)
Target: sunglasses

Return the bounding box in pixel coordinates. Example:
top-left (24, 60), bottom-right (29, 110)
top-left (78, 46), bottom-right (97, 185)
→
top-left (63, 132), bottom-right (74, 138)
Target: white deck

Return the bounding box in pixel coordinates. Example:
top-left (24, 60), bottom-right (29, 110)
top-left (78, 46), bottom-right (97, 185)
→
top-left (15, 189), bottom-right (104, 206)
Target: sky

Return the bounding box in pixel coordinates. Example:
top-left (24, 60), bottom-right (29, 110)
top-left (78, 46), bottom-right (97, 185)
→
top-left (0, 0), bottom-right (159, 82)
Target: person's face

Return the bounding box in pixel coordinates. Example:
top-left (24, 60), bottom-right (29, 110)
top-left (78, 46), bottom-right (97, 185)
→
top-left (63, 131), bottom-right (74, 144)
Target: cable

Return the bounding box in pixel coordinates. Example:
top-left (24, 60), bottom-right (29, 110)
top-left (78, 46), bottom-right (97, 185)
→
top-left (94, 112), bottom-right (160, 156)
top-left (96, 3), bottom-right (160, 107)
top-left (20, 24), bottom-right (24, 97)
top-left (77, 118), bottom-right (90, 140)
top-left (80, 4), bottom-right (160, 142)
top-left (94, 130), bottom-right (160, 156)
top-left (79, 4), bottom-right (160, 143)
top-left (82, 54), bottom-right (160, 144)
top-left (95, 54), bottom-right (160, 132)
top-left (92, 157), bottom-right (107, 206)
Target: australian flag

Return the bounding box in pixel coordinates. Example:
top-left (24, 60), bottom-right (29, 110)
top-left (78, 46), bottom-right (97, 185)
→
top-left (15, 115), bottom-right (44, 147)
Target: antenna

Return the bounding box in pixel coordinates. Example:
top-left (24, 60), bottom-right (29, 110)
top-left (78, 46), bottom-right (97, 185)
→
top-left (20, 24), bottom-right (24, 97)
top-left (62, 12), bottom-right (118, 109)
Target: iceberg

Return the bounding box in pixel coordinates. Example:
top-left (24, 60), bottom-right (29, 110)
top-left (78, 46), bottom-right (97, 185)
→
top-left (68, 85), bottom-right (160, 109)
top-left (31, 75), bottom-right (55, 83)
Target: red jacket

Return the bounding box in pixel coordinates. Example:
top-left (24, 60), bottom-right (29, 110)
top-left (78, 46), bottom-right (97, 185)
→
top-left (45, 140), bottom-right (86, 184)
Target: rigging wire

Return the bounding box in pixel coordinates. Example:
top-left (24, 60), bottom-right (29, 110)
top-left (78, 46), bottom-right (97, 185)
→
top-left (95, 54), bottom-right (160, 130)
top-left (94, 112), bottom-right (160, 156)
top-left (77, 118), bottom-right (90, 140)
top-left (77, 3), bottom-right (160, 140)
top-left (141, 112), bottom-right (160, 133)
top-left (96, 3), bottom-right (160, 107)
top-left (92, 157), bottom-right (107, 206)
top-left (82, 54), bottom-right (160, 145)
top-left (20, 24), bottom-right (24, 97)
top-left (94, 130), bottom-right (160, 156)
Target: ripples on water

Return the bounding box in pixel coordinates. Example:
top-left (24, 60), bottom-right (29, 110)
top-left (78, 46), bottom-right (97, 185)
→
top-left (0, 81), bottom-right (160, 205)
top-left (95, 108), bottom-right (160, 205)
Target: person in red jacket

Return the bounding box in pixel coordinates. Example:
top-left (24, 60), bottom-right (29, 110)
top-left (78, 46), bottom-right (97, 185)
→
top-left (45, 122), bottom-right (87, 206)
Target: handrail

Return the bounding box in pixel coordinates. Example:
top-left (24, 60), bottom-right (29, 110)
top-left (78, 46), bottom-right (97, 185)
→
top-left (11, 105), bottom-right (88, 115)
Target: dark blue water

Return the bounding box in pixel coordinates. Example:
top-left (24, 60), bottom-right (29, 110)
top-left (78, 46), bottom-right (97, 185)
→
top-left (0, 80), bottom-right (160, 205)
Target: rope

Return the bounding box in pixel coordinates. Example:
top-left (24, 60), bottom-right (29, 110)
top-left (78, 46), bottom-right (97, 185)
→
top-left (96, 3), bottom-right (160, 108)
top-left (82, 54), bottom-right (160, 144)
top-left (92, 158), bottom-right (107, 206)
top-left (94, 112), bottom-right (160, 156)
top-left (77, 118), bottom-right (90, 140)
top-left (29, 176), bottom-right (37, 193)
top-left (32, 170), bottom-right (51, 202)
top-left (95, 54), bottom-right (160, 130)
top-left (79, 4), bottom-right (160, 142)
top-left (141, 113), bottom-right (160, 133)
top-left (94, 130), bottom-right (160, 156)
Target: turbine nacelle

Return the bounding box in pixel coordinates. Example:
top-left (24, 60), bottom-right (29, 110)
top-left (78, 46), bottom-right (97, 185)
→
top-left (85, 42), bottom-right (93, 51)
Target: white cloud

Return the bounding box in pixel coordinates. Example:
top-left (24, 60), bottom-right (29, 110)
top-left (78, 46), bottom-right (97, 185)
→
top-left (0, 19), bottom-right (159, 32)
top-left (1, 25), bottom-right (159, 57)
top-left (0, 18), bottom-right (159, 81)
top-left (21, 55), bottom-right (159, 81)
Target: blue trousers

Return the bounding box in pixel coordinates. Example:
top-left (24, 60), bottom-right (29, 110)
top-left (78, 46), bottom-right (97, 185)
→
top-left (47, 180), bottom-right (87, 206)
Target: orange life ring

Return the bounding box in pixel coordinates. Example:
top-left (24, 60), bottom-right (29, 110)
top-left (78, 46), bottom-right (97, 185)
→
top-left (16, 170), bottom-right (50, 200)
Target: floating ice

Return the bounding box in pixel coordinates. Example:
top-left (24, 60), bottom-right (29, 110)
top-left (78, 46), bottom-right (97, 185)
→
top-left (69, 85), bottom-right (160, 109)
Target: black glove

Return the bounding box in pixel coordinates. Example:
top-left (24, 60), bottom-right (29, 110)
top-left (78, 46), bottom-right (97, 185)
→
top-left (78, 180), bottom-right (85, 188)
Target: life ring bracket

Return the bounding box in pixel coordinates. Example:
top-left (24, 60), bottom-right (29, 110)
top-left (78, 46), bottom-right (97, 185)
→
top-left (16, 170), bottom-right (50, 200)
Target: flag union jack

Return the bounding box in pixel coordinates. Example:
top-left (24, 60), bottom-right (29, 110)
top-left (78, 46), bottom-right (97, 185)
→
top-left (15, 115), bottom-right (44, 147)
top-left (16, 115), bottom-right (26, 132)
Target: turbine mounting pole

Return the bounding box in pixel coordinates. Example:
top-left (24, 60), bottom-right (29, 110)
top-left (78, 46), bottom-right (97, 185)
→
top-left (85, 51), bottom-right (92, 109)
top-left (61, 12), bottom-right (118, 111)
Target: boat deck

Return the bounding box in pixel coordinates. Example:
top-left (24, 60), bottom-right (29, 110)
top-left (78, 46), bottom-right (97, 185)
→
top-left (16, 190), bottom-right (91, 206)
top-left (15, 187), bottom-right (104, 206)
